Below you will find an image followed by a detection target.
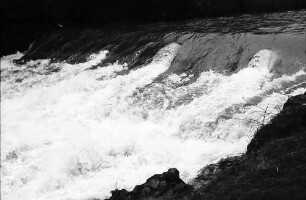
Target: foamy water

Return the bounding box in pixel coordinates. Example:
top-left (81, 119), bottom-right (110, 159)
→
top-left (1, 44), bottom-right (305, 200)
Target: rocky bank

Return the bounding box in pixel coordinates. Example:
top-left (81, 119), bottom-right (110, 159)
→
top-left (105, 92), bottom-right (306, 200)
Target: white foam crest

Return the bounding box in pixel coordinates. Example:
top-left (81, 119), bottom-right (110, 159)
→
top-left (247, 49), bottom-right (281, 71)
top-left (1, 50), bottom-right (109, 99)
top-left (1, 46), bottom-right (305, 200)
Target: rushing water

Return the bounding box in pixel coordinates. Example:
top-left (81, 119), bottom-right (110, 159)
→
top-left (1, 10), bottom-right (306, 200)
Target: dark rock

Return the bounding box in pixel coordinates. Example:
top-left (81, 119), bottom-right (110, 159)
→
top-left (191, 156), bottom-right (243, 190)
top-left (106, 168), bottom-right (192, 200)
top-left (109, 189), bottom-right (129, 200)
top-left (191, 93), bottom-right (306, 200)
top-left (247, 93), bottom-right (306, 154)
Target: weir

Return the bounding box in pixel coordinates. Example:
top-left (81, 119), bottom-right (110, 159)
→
top-left (1, 10), bottom-right (306, 200)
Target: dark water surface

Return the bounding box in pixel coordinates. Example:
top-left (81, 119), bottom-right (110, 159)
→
top-left (20, 10), bottom-right (305, 66)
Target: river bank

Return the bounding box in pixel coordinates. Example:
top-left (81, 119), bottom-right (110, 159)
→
top-left (106, 92), bottom-right (306, 200)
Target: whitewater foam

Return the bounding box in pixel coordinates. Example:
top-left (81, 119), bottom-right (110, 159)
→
top-left (1, 45), bottom-right (305, 200)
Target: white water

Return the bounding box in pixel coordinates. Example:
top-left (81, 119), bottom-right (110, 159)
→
top-left (1, 45), bottom-right (305, 200)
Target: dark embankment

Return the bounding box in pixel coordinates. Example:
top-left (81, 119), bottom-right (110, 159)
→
top-left (2, 0), bottom-right (306, 56)
top-left (106, 93), bottom-right (306, 200)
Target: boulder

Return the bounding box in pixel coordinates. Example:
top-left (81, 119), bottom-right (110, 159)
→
top-left (107, 168), bottom-right (192, 200)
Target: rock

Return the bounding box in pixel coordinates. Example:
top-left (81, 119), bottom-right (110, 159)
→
top-left (191, 156), bottom-right (242, 190)
top-left (109, 189), bottom-right (129, 200)
top-left (191, 93), bottom-right (306, 200)
top-left (106, 168), bottom-right (192, 200)
top-left (247, 93), bottom-right (306, 154)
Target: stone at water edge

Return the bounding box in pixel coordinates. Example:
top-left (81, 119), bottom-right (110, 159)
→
top-left (106, 168), bottom-right (192, 200)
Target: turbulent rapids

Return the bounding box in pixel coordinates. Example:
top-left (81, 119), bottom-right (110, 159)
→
top-left (1, 10), bottom-right (306, 200)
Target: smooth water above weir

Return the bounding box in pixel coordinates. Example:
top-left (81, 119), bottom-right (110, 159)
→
top-left (1, 10), bottom-right (306, 200)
